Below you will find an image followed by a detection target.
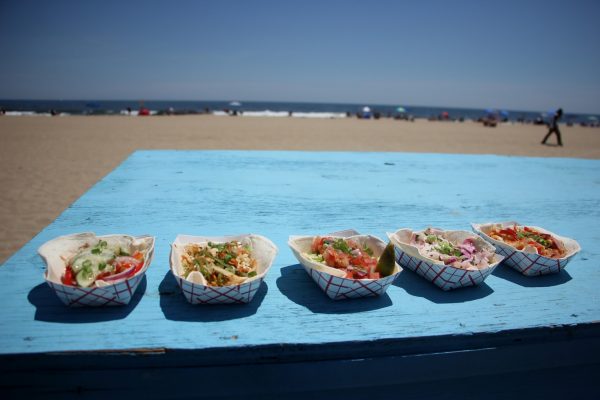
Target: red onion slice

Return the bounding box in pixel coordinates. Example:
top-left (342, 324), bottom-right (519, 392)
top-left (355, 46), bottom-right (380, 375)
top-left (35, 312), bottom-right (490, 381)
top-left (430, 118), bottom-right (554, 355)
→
top-left (101, 266), bottom-right (136, 282)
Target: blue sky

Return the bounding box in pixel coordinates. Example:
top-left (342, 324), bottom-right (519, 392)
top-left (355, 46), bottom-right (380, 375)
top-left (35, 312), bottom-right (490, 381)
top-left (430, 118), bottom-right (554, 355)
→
top-left (1, 0), bottom-right (599, 113)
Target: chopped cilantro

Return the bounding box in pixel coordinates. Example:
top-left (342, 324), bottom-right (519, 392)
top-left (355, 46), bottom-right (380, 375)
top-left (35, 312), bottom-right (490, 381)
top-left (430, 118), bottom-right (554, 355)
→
top-left (426, 235), bottom-right (438, 244)
top-left (332, 238), bottom-right (352, 254)
top-left (435, 242), bottom-right (462, 257)
top-left (518, 231), bottom-right (551, 248)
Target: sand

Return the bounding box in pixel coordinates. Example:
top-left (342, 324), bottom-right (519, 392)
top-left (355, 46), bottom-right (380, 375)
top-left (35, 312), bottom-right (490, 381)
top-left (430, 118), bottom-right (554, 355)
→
top-left (1, 115), bottom-right (599, 263)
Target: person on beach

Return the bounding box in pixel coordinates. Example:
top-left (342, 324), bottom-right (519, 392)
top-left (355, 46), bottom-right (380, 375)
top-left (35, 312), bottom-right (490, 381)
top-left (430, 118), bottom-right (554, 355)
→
top-left (541, 108), bottom-right (563, 146)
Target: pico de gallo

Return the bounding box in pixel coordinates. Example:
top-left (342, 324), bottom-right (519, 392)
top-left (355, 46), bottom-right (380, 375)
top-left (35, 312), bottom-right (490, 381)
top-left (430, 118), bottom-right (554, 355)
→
top-left (307, 236), bottom-right (381, 279)
top-left (62, 239), bottom-right (145, 287)
top-left (488, 225), bottom-right (566, 258)
top-left (181, 241), bottom-right (258, 287)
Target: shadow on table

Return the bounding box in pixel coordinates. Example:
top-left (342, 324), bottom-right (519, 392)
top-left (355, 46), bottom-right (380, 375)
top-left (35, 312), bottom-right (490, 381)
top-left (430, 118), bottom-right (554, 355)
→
top-left (158, 271), bottom-right (267, 322)
top-left (27, 278), bottom-right (146, 323)
top-left (393, 269), bottom-right (493, 304)
top-left (276, 264), bottom-right (392, 314)
top-left (492, 265), bottom-right (572, 287)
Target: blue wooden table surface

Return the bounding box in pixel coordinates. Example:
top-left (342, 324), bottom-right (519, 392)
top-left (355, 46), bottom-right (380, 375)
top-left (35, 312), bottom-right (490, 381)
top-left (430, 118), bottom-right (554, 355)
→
top-left (2, 150), bottom-right (600, 399)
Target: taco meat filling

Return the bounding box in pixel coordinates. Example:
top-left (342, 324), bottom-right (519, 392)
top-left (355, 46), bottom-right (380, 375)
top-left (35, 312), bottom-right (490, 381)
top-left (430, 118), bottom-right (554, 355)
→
top-left (488, 225), bottom-right (566, 258)
top-left (181, 241), bottom-right (258, 286)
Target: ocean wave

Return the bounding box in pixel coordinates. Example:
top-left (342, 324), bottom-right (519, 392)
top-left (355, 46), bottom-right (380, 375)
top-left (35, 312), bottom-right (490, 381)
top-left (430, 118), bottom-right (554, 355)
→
top-left (211, 110), bottom-right (347, 118)
top-left (291, 112), bottom-right (347, 119)
top-left (243, 110), bottom-right (289, 117)
top-left (4, 111), bottom-right (52, 116)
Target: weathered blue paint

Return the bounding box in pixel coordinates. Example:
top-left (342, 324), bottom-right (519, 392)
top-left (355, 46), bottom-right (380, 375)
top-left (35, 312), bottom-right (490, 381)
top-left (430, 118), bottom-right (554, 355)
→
top-left (1, 151), bottom-right (600, 397)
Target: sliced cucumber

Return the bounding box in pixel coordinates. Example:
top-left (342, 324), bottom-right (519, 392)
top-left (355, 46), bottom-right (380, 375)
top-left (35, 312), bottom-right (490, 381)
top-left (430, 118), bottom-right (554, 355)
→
top-left (71, 249), bottom-right (116, 273)
top-left (76, 266), bottom-right (96, 287)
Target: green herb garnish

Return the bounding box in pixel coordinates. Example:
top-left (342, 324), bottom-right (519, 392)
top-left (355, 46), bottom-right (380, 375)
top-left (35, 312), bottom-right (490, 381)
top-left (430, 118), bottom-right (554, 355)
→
top-left (332, 238), bottom-right (352, 254)
top-left (426, 235), bottom-right (438, 244)
top-left (435, 242), bottom-right (462, 257)
top-left (225, 265), bottom-right (236, 274)
top-left (517, 231), bottom-right (552, 248)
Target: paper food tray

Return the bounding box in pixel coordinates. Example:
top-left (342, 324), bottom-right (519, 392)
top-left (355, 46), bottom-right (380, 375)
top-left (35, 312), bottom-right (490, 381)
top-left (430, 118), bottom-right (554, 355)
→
top-left (387, 228), bottom-right (503, 291)
top-left (472, 221), bottom-right (580, 276)
top-left (39, 232), bottom-right (155, 307)
top-left (288, 230), bottom-right (401, 300)
top-left (170, 234), bottom-right (278, 304)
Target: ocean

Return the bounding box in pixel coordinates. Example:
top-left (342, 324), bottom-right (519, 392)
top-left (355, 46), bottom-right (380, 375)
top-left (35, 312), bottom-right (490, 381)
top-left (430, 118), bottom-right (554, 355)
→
top-left (0, 100), bottom-right (598, 125)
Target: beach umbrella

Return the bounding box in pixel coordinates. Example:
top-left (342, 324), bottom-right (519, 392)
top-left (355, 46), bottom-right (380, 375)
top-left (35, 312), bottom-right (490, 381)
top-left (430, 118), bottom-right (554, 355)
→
top-left (500, 110), bottom-right (509, 117)
top-left (363, 106), bottom-right (371, 113)
top-left (396, 107), bottom-right (406, 113)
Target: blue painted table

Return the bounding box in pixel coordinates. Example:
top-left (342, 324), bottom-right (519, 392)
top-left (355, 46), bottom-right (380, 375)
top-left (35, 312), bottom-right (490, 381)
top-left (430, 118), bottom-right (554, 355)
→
top-left (2, 151), bottom-right (600, 399)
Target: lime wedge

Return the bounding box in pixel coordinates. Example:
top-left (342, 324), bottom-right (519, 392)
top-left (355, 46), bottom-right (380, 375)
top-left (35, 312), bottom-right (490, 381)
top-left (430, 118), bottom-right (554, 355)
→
top-left (376, 242), bottom-right (396, 277)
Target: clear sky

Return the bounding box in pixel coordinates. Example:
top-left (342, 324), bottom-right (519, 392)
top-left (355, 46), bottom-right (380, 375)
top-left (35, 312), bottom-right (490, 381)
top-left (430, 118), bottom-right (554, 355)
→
top-left (1, 0), bottom-right (599, 113)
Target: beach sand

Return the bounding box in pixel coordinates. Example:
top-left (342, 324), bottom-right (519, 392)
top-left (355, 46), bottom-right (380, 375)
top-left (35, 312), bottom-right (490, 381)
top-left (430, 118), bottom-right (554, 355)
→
top-left (1, 115), bottom-right (599, 263)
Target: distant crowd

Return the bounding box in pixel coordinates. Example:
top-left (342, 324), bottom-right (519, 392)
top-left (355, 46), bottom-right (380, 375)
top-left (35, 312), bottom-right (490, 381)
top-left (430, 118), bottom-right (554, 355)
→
top-left (1, 106), bottom-right (598, 128)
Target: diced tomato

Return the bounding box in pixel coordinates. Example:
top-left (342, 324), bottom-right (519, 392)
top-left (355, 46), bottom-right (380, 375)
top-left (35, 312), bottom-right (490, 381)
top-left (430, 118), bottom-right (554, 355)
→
top-left (499, 228), bottom-right (517, 240)
top-left (311, 237), bottom-right (326, 253)
top-left (62, 266), bottom-right (77, 286)
top-left (323, 247), bottom-right (350, 269)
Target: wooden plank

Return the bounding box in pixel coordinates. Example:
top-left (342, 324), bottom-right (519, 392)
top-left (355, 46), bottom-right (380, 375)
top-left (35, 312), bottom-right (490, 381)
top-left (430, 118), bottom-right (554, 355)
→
top-left (2, 333), bottom-right (599, 399)
top-left (1, 150), bottom-right (599, 358)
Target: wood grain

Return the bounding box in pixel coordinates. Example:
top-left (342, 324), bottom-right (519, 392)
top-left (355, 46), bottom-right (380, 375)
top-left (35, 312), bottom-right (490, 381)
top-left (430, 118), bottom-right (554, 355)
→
top-left (1, 150), bottom-right (599, 397)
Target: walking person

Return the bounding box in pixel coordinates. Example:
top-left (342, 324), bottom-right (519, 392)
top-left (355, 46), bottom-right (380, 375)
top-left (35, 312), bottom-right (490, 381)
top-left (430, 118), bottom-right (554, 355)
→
top-left (541, 108), bottom-right (563, 146)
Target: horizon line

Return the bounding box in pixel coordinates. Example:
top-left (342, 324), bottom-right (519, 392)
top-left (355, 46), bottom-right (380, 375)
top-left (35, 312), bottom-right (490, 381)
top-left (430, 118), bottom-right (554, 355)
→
top-left (1, 98), bottom-right (597, 116)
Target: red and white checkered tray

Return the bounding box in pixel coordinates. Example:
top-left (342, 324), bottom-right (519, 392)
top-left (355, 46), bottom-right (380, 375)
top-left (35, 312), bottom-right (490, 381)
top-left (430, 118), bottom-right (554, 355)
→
top-left (471, 221), bottom-right (581, 276)
top-left (387, 228), bottom-right (503, 291)
top-left (288, 230), bottom-right (402, 300)
top-left (170, 234), bottom-right (278, 304)
top-left (39, 233), bottom-right (155, 307)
